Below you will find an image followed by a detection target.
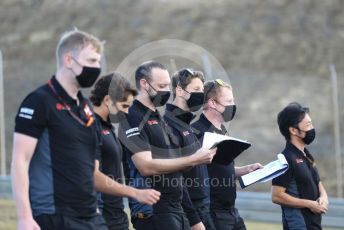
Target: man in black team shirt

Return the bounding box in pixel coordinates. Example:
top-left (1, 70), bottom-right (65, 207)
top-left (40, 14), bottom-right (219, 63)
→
top-left (90, 73), bottom-right (161, 230)
top-left (164, 68), bottom-right (216, 230)
top-left (192, 79), bottom-right (262, 230)
top-left (119, 61), bottom-right (217, 230)
top-left (11, 30), bottom-right (107, 230)
top-left (272, 102), bottom-right (328, 230)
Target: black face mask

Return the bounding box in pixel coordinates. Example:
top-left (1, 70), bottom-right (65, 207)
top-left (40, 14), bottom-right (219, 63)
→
top-left (222, 104), bottom-right (236, 122)
top-left (186, 92), bottom-right (204, 112)
top-left (109, 111), bottom-right (126, 123)
top-left (300, 128), bottom-right (316, 145)
top-left (215, 102), bottom-right (236, 122)
top-left (76, 66), bottom-right (101, 88)
top-left (147, 83), bottom-right (170, 107)
top-left (72, 57), bottom-right (101, 88)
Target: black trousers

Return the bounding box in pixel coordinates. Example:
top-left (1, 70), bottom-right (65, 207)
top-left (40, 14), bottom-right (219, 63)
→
top-left (153, 212), bottom-right (190, 230)
top-left (192, 201), bottom-right (216, 230)
top-left (132, 215), bottom-right (156, 230)
top-left (102, 209), bottom-right (129, 230)
top-left (211, 208), bottom-right (246, 230)
top-left (34, 213), bottom-right (108, 230)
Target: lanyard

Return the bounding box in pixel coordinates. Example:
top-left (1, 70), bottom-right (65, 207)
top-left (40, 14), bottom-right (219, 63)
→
top-left (48, 79), bottom-right (94, 127)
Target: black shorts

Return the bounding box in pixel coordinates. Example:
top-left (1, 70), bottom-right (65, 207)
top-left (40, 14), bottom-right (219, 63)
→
top-left (211, 208), bottom-right (246, 230)
top-left (102, 209), bottom-right (129, 230)
top-left (153, 212), bottom-right (190, 230)
top-left (34, 213), bottom-right (108, 230)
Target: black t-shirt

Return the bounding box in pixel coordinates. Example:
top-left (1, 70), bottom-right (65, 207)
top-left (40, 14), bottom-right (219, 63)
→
top-left (164, 104), bottom-right (209, 203)
top-left (119, 100), bottom-right (183, 214)
top-left (95, 114), bottom-right (124, 212)
top-left (14, 76), bottom-right (98, 217)
top-left (192, 113), bottom-right (236, 211)
top-left (272, 142), bottom-right (321, 229)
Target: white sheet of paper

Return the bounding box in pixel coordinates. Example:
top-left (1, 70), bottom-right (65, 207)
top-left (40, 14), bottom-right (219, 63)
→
top-left (202, 132), bottom-right (249, 149)
top-left (240, 153), bottom-right (288, 187)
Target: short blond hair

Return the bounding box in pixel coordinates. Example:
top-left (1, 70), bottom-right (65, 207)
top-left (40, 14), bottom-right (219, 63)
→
top-left (56, 29), bottom-right (103, 68)
top-left (204, 79), bottom-right (232, 109)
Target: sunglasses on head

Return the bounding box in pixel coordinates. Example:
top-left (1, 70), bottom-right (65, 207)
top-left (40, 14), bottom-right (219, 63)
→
top-left (204, 79), bottom-right (225, 96)
top-left (177, 68), bottom-right (195, 86)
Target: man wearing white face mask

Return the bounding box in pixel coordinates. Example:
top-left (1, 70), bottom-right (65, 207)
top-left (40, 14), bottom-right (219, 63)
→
top-left (192, 79), bottom-right (262, 230)
top-left (12, 30), bottom-right (108, 229)
top-left (272, 102), bottom-right (328, 230)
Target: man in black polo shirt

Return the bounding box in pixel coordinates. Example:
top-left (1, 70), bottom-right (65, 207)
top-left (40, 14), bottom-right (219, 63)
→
top-left (192, 79), bottom-right (262, 230)
top-left (90, 73), bottom-right (161, 230)
top-left (11, 30), bottom-right (109, 229)
top-left (272, 102), bottom-right (328, 230)
top-left (119, 61), bottom-right (217, 230)
top-left (164, 68), bottom-right (216, 230)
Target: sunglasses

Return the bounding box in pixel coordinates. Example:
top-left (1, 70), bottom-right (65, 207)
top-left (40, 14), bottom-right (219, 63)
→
top-left (204, 79), bottom-right (225, 97)
top-left (177, 68), bottom-right (195, 86)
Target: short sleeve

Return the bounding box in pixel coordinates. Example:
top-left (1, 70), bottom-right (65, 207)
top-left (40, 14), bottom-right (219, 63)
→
top-left (272, 166), bottom-right (293, 188)
top-left (118, 115), bottom-right (151, 157)
top-left (14, 90), bottom-right (47, 138)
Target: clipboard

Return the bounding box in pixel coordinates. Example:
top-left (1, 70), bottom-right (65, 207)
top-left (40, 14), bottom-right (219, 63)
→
top-left (239, 153), bottom-right (289, 188)
top-left (202, 132), bottom-right (251, 165)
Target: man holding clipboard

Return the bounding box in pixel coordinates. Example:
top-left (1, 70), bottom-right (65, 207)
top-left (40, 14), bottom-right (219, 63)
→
top-left (192, 79), bottom-right (262, 230)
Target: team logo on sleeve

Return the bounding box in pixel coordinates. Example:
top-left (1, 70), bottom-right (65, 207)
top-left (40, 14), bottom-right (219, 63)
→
top-left (18, 107), bottom-right (34, 120)
top-left (182, 131), bottom-right (190, 136)
top-left (126, 127), bottom-right (140, 138)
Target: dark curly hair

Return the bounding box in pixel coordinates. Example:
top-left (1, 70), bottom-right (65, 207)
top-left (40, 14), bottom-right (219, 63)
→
top-left (90, 72), bottom-right (137, 106)
top-left (171, 68), bottom-right (205, 99)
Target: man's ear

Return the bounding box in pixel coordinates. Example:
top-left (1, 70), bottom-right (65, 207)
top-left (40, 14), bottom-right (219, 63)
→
top-left (103, 95), bottom-right (112, 107)
top-left (205, 98), bottom-right (215, 110)
top-left (289, 126), bottom-right (299, 136)
top-left (175, 85), bottom-right (184, 97)
top-left (140, 79), bottom-right (148, 91)
top-left (63, 52), bottom-right (73, 68)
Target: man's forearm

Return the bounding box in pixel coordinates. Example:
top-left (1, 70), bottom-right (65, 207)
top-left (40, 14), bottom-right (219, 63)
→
top-left (272, 190), bottom-right (311, 209)
top-left (94, 170), bottom-right (137, 198)
top-left (142, 154), bottom-right (197, 176)
top-left (319, 182), bottom-right (328, 198)
top-left (11, 159), bottom-right (33, 219)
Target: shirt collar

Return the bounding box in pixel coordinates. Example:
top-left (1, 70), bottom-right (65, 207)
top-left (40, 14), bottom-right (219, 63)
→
top-left (132, 99), bottom-right (160, 117)
top-left (95, 113), bottom-right (113, 129)
top-left (51, 76), bottom-right (84, 105)
top-left (285, 141), bottom-right (308, 158)
top-left (199, 113), bottom-right (227, 135)
top-left (165, 103), bottom-right (195, 125)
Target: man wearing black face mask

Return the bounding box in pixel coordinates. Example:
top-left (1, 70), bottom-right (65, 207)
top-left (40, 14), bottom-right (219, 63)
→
top-left (192, 79), bottom-right (262, 230)
top-left (164, 68), bottom-right (216, 230)
top-left (12, 30), bottom-right (109, 229)
top-left (118, 61), bottom-right (217, 230)
top-left (90, 73), bottom-right (161, 230)
top-left (272, 102), bottom-right (328, 230)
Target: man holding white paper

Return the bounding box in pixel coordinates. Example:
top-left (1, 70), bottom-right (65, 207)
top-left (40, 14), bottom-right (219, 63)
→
top-left (272, 102), bottom-right (328, 230)
top-left (192, 79), bottom-right (262, 230)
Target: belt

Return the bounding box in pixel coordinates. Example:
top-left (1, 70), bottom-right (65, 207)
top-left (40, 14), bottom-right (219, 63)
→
top-left (133, 212), bottom-right (153, 220)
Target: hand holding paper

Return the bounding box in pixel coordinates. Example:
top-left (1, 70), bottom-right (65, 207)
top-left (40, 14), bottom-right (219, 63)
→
top-left (202, 132), bottom-right (251, 165)
top-left (239, 153), bottom-right (289, 188)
